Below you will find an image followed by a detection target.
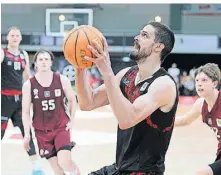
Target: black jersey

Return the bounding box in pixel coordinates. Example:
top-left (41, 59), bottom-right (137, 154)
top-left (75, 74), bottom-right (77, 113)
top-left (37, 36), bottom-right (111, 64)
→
top-left (1, 48), bottom-right (26, 92)
top-left (116, 66), bottom-right (178, 173)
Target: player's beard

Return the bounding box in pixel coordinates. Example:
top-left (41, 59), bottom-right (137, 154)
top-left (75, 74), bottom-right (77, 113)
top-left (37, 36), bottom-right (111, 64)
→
top-left (129, 43), bottom-right (153, 64)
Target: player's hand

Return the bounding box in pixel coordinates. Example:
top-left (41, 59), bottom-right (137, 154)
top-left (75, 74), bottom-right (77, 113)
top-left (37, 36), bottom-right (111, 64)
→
top-left (85, 37), bottom-right (111, 75)
top-left (65, 120), bottom-right (74, 131)
top-left (23, 135), bottom-right (31, 151)
top-left (66, 120), bottom-right (74, 141)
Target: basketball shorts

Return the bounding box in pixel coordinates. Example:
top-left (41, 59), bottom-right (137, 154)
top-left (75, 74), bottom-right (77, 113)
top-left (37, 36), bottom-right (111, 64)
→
top-left (209, 152), bottom-right (221, 175)
top-left (35, 126), bottom-right (75, 159)
top-left (88, 163), bottom-right (164, 175)
top-left (1, 95), bottom-right (23, 130)
top-left (1, 94), bottom-right (37, 156)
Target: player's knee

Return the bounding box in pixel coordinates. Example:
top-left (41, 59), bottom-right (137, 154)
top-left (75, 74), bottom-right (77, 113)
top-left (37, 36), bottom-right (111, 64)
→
top-left (59, 158), bottom-right (72, 169)
top-left (57, 152), bottom-right (72, 170)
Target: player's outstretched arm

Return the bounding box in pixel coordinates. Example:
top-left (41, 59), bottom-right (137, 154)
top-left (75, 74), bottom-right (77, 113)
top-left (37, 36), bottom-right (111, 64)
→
top-left (1, 49), bottom-right (4, 63)
top-left (23, 50), bottom-right (31, 81)
top-left (174, 98), bottom-right (204, 127)
top-left (22, 80), bottom-right (32, 137)
top-left (60, 75), bottom-right (78, 121)
top-left (75, 67), bottom-right (129, 111)
top-left (103, 75), bottom-right (177, 129)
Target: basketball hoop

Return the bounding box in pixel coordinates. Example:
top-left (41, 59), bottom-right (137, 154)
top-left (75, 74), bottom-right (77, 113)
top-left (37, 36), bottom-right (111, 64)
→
top-left (45, 8), bottom-right (93, 37)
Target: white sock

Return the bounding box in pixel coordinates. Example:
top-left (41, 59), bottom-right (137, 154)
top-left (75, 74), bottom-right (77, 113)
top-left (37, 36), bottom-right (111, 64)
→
top-left (32, 159), bottom-right (42, 171)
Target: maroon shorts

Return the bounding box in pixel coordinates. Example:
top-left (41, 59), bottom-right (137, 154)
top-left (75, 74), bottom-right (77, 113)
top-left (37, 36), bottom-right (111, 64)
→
top-left (35, 126), bottom-right (74, 159)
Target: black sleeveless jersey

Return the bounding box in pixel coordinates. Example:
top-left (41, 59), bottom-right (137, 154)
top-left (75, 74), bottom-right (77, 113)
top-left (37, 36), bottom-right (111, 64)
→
top-left (116, 66), bottom-right (179, 173)
top-left (1, 48), bottom-right (26, 91)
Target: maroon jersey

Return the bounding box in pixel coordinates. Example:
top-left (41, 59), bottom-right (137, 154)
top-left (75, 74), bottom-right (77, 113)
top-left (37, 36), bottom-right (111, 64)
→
top-left (30, 73), bottom-right (70, 131)
top-left (202, 91), bottom-right (221, 155)
top-left (1, 48), bottom-right (26, 93)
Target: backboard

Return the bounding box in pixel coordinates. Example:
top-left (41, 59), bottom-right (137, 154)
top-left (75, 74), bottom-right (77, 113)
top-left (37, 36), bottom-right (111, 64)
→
top-left (45, 8), bottom-right (93, 37)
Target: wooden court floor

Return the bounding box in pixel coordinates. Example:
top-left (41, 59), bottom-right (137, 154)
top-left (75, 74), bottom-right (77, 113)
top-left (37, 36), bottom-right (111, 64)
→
top-left (1, 104), bottom-right (218, 175)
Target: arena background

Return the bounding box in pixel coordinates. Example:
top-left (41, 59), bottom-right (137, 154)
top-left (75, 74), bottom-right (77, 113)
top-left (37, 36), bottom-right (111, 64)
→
top-left (1, 3), bottom-right (221, 175)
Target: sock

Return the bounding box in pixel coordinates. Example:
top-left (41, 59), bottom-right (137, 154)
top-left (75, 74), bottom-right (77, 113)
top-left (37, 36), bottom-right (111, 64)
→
top-left (31, 159), bottom-right (42, 171)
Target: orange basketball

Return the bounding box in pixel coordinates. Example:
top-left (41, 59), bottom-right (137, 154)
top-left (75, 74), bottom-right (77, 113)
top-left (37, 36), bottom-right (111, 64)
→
top-left (63, 25), bottom-right (104, 68)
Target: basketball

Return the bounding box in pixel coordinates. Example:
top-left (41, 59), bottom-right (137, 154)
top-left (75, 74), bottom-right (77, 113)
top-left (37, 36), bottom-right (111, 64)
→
top-left (63, 25), bottom-right (104, 68)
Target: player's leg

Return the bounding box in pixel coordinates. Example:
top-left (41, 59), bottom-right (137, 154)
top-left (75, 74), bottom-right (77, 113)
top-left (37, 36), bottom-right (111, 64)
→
top-left (57, 150), bottom-right (79, 175)
top-left (35, 129), bottom-right (65, 175)
top-left (55, 128), bottom-right (79, 175)
top-left (12, 107), bottom-right (45, 175)
top-left (47, 156), bottom-right (64, 175)
top-left (1, 95), bottom-right (14, 139)
top-left (1, 116), bottom-right (9, 139)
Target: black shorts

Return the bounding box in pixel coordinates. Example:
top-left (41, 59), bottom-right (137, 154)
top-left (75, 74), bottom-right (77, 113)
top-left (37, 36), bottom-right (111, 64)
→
top-left (209, 153), bottom-right (221, 175)
top-left (1, 94), bottom-right (22, 127)
top-left (88, 163), bottom-right (163, 175)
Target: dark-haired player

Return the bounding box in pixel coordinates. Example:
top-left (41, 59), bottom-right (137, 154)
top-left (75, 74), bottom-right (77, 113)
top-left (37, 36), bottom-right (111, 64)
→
top-left (76, 21), bottom-right (177, 175)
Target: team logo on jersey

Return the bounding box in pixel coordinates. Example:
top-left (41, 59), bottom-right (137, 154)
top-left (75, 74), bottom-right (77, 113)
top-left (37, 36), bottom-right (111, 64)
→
top-left (44, 91), bottom-right (50, 97)
top-left (44, 150), bottom-right (49, 155)
top-left (33, 89), bottom-right (39, 99)
top-left (216, 119), bottom-right (221, 127)
top-left (140, 82), bottom-right (149, 92)
top-left (7, 61), bottom-right (12, 66)
top-left (208, 118), bottom-right (212, 125)
top-left (55, 89), bottom-right (61, 97)
top-left (40, 149), bottom-right (49, 155)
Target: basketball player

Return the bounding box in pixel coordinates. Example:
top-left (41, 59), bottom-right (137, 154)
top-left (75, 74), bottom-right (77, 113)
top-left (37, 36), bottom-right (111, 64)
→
top-left (1, 27), bottom-right (44, 175)
top-left (175, 63), bottom-right (221, 175)
top-left (22, 49), bottom-right (80, 175)
top-left (75, 22), bottom-right (177, 175)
